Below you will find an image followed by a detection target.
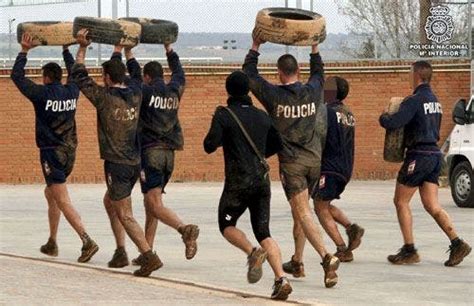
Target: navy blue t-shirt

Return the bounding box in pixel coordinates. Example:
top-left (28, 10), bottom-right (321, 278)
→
top-left (321, 100), bottom-right (355, 181)
top-left (10, 50), bottom-right (79, 150)
top-left (379, 84), bottom-right (442, 152)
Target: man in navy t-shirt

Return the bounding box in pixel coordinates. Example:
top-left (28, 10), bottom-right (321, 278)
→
top-left (11, 33), bottom-right (98, 263)
top-left (380, 61), bottom-right (471, 266)
top-left (114, 43), bottom-right (199, 266)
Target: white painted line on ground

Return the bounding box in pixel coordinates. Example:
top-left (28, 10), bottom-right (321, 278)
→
top-left (0, 252), bottom-right (319, 306)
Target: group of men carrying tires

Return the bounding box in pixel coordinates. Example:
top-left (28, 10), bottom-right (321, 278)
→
top-left (12, 30), bottom-right (199, 278)
top-left (11, 26), bottom-right (471, 301)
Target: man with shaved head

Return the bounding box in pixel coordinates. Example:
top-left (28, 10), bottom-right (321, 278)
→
top-left (243, 37), bottom-right (340, 288)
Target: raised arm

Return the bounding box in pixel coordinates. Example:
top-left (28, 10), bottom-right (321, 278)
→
top-left (124, 46), bottom-right (143, 87)
top-left (165, 43), bottom-right (185, 98)
top-left (111, 45), bottom-right (123, 61)
top-left (379, 97), bottom-right (417, 130)
top-left (242, 38), bottom-right (279, 114)
top-left (62, 45), bottom-right (75, 77)
top-left (307, 44), bottom-right (324, 92)
top-left (203, 107), bottom-right (225, 154)
top-left (10, 33), bottom-right (44, 101)
top-left (71, 29), bottom-right (105, 108)
top-left (109, 45), bottom-right (142, 88)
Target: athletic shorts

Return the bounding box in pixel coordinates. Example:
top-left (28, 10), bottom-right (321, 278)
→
top-left (397, 153), bottom-right (442, 187)
top-left (279, 162), bottom-right (320, 201)
top-left (40, 147), bottom-right (75, 186)
top-left (140, 147), bottom-right (175, 194)
top-left (104, 161), bottom-right (140, 201)
top-left (218, 183), bottom-right (271, 243)
top-left (312, 172), bottom-right (348, 201)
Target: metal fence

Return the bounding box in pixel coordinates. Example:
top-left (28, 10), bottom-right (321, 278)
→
top-left (0, 0), bottom-right (472, 67)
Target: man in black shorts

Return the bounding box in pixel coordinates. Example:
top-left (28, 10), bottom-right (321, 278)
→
top-left (243, 37), bottom-right (340, 288)
top-left (204, 71), bottom-right (292, 300)
top-left (116, 43), bottom-right (199, 266)
top-left (11, 33), bottom-right (98, 263)
top-left (283, 77), bottom-right (364, 271)
top-left (72, 29), bottom-right (161, 277)
top-left (380, 61), bottom-right (471, 266)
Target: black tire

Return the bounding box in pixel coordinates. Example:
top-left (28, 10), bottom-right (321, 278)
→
top-left (450, 161), bottom-right (474, 208)
top-left (73, 17), bottom-right (141, 47)
top-left (17, 21), bottom-right (76, 46)
top-left (253, 7), bottom-right (326, 46)
top-left (119, 18), bottom-right (178, 44)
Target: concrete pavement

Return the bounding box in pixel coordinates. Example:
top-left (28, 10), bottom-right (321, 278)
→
top-left (0, 181), bottom-right (473, 305)
top-left (1, 254), bottom-right (294, 305)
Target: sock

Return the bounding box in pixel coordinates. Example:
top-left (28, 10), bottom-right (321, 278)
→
top-left (249, 247), bottom-right (257, 257)
top-left (80, 232), bottom-right (90, 245)
top-left (403, 244), bottom-right (415, 252)
top-left (450, 237), bottom-right (461, 246)
top-left (336, 244), bottom-right (347, 252)
top-left (291, 255), bottom-right (302, 263)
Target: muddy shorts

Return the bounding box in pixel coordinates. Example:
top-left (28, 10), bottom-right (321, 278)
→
top-left (140, 147), bottom-right (175, 194)
top-left (104, 161), bottom-right (140, 201)
top-left (40, 147), bottom-right (75, 186)
top-left (279, 162), bottom-right (320, 201)
top-left (218, 183), bottom-right (271, 243)
top-left (312, 172), bottom-right (348, 201)
top-left (397, 153), bottom-right (442, 187)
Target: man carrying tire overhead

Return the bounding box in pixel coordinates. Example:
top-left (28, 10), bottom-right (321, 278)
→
top-left (115, 41), bottom-right (199, 266)
top-left (243, 37), bottom-right (340, 288)
top-left (72, 29), bottom-right (162, 277)
top-left (204, 71), bottom-right (292, 300)
top-left (10, 33), bottom-right (99, 263)
top-left (379, 61), bottom-right (471, 266)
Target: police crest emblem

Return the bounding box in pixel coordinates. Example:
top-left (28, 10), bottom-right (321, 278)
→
top-left (424, 5), bottom-right (454, 44)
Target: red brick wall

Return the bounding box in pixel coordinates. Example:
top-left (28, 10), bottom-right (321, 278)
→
top-left (0, 61), bottom-right (470, 184)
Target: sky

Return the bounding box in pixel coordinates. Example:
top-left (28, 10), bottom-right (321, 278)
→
top-left (0, 0), bottom-right (351, 34)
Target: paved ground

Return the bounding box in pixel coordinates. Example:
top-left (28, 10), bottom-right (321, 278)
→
top-left (0, 181), bottom-right (473, 305)
top-left (0, 255), bottom-right (289, 305)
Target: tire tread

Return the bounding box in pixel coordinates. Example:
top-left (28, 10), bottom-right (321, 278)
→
top-left (73, 17), bottom-right (141, 47)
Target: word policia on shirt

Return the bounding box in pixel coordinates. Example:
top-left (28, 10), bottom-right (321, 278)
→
top-left (45, 99), bottom-right (77, 112)
top-left (424, 101), bottom-right (443, 115)
top-left (148, 95), bottom-right (179, 110)
top-left (276, 102), bottom-right (317, 118)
